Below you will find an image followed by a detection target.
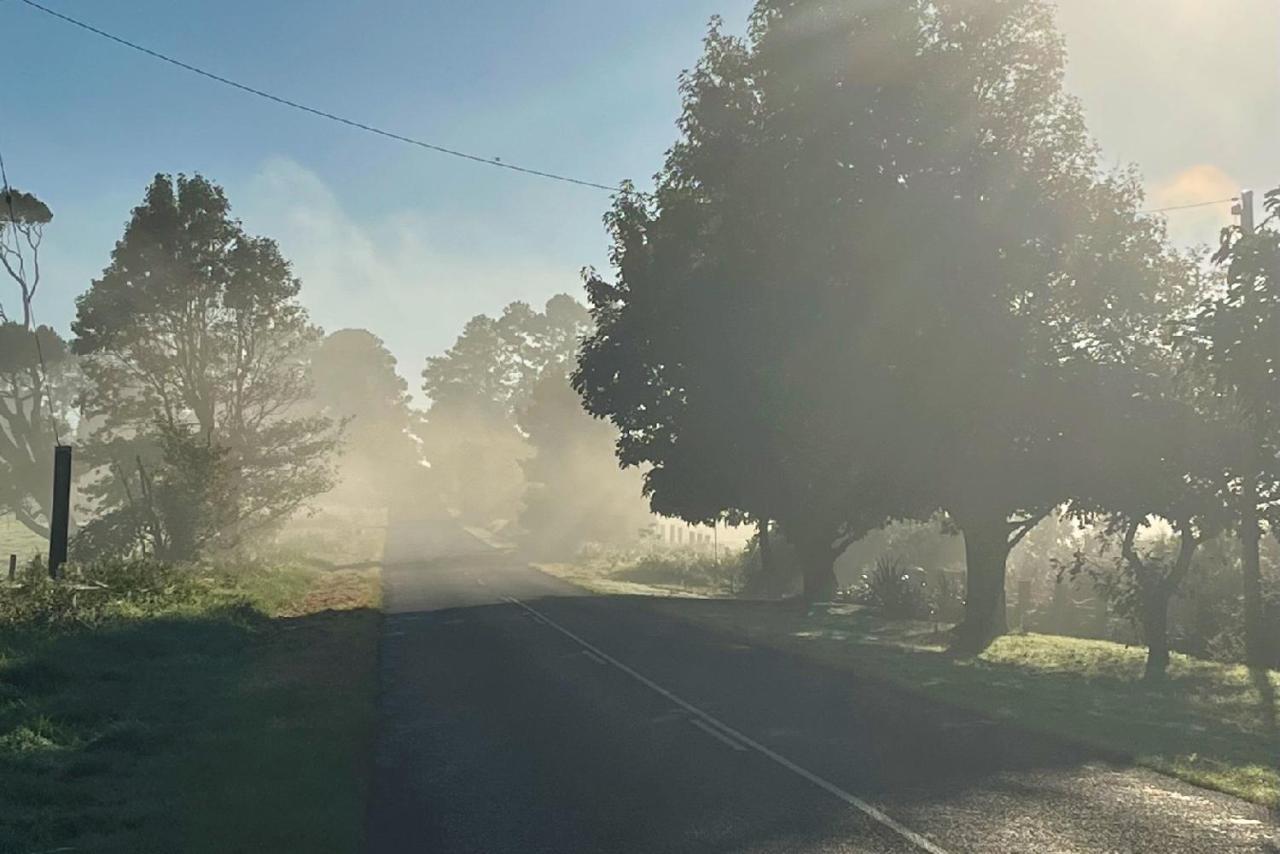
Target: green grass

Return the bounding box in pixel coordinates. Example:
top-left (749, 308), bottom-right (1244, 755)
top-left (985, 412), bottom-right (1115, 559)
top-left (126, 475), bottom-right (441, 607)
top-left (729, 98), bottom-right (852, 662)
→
top-left (650, 599), bottom-right (1280, 808)
top-left (0, 518), bottom-right (44, 566)
top-left (536, 548), bottom-right (741, 599)
top-left (0, 564), bottom-right (381, 853)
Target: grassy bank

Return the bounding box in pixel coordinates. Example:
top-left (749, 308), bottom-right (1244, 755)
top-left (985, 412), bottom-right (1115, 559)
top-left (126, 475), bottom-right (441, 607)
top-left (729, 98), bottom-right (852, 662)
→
top-left (650, 598), bottom-right (1280, 807)
top-left (0, 563), bottom-right (381, 853)
top-left (536, 549), bottom-right (740, 599)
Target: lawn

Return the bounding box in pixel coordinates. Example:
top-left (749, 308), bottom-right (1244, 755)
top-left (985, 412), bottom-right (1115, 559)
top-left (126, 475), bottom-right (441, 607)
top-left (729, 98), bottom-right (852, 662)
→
top-left (0, 518), bottom-right (45, 569)
top-left (0, 563), bottom-right (381, 853)
top-left (649, 598), bottom-right (1280, 807)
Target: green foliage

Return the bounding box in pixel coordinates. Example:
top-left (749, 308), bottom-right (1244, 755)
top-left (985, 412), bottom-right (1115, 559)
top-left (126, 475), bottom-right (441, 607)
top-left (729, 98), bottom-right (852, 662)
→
top-left (73, 420), bottom-right (236, 563)
top-left (418, 295), bottom-right (592, 526)
top-left (72, 174), bottom-right (340, 555)
top-left (574, 0), bottom-right (1186, 620)
top-left (307, 329), bottom-right (426, 508)
top-left (854, 555), bottom-right (929, 620)
top-left (518, 367), bottom-right (649, 557)
top-left (0, 184), bottom-right (79, 539)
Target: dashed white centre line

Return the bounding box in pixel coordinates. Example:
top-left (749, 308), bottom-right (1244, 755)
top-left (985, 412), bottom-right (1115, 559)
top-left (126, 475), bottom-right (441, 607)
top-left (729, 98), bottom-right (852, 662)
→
top-left (503, 595), bottom-right (951, 854)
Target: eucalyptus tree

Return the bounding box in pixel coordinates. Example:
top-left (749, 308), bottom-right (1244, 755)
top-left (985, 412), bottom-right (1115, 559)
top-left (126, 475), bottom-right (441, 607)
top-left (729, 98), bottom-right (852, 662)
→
top-left (0, 187), bottom-right (77, 537)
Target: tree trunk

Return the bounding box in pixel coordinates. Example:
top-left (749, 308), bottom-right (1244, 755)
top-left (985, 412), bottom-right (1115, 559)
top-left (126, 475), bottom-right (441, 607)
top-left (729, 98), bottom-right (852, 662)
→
top-left (1141, 584), bottom-right (1172, 680)
top-left (952, 512), bottom-right (1011, 654)
top-left (1241, 467), bottom-right (1266, 667)
top-left (798, 541), bottom-right (837, 603)
top-left (758, 518), bottom-right (774, 593)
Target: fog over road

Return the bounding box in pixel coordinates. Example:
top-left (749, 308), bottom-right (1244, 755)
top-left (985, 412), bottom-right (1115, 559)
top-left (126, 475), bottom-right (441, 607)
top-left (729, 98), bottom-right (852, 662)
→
top-left (366, 550), bottom-right (1276, 853)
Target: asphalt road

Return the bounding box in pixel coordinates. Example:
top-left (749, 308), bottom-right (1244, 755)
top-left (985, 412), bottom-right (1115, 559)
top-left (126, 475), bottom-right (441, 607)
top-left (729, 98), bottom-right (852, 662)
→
top-left (366, 552), bottom-right (1278, 853)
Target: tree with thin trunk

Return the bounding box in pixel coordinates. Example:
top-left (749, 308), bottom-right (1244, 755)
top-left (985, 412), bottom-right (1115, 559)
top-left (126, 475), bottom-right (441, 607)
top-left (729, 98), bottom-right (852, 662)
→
top-left (0, 187), bottom-right (77, 537)
top-left (1181, 187), bottom-right (1280, 667)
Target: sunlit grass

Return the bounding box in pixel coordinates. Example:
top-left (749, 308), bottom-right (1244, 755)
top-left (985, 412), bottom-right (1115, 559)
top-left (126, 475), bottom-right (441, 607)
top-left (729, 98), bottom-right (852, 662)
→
top-left (654, 600), bottom-right (1280, 807)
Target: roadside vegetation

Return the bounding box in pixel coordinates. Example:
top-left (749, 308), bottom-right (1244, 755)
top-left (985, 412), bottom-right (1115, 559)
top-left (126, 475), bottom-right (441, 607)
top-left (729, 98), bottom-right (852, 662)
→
top-left (0, 556), bottom-right (380, 853)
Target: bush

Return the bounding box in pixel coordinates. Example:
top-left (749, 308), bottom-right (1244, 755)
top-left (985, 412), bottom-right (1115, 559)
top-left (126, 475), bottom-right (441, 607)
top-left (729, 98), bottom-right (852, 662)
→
top-left (855, 555), bottom-right (930, 619)
top-left (0, 556), bottom-right (212, 627)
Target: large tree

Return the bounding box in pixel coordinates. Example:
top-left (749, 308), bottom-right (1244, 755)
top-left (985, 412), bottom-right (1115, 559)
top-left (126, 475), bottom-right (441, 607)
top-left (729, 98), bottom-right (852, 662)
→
top-left (519, 366), bottom-right (649, 557)
top-left (309, 328), bottom-right (426, 506)
top-left (1181, 187), bottom-right (1280, 667)
top-left (576, 1), bottom-right (1179, 620)
top-left (72, 173), bottom-right (339, 557)
top-left (0, 187), bottom-right (76, 537)
top-left (419, 294), bottom-right (591, 527)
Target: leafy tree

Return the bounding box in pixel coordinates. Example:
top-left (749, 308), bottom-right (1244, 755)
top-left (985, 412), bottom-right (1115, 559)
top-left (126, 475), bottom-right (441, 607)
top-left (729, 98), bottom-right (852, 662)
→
top-left (73, 421), bottom-right (235, 563)
top-left (309, 329), bottom-right (426, 506)
top-left (1182, 187), bottom-right (1280, 667)
top-left (0, 187), bottom-right (51, 329)
top-left (72, 174), bottom-right (339, 556)
top-left (419, 295), bottom-right (590, 527)
top-left (575, 1), bottom-right (1177, 624)
top-left (423, 294), bottom-right (590, 417)
top-left (0, 187), bottom-right (76, 537)
top-left (1064, 364), bottom-right (1231, 677)
top-left (0, 324), bottom-right (75, 537)
top-left (518, 366), bottom-right (649, 557)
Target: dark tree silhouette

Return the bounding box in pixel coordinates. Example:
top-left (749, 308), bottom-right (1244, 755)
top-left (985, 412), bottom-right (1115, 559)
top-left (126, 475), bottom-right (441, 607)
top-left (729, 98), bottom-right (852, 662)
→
top-left (1182, 188), bottom-right (1280, 667)
top-left (576, 1), bottom-right (1179, 622)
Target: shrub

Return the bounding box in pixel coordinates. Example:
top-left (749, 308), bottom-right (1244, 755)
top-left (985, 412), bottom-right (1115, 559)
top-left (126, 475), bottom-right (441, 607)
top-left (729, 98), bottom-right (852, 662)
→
top-left (856, 555), bottom-right (929, 619)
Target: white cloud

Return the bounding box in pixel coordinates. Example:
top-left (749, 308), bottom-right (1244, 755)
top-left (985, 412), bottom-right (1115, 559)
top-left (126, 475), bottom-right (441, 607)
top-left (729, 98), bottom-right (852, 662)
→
top-left (234, 157), bottom-right (582, 401)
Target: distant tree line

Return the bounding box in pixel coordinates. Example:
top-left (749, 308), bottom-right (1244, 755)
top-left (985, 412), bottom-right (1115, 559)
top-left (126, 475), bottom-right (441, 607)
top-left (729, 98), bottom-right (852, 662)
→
top-left (0, 174), bottom-right (645, 570)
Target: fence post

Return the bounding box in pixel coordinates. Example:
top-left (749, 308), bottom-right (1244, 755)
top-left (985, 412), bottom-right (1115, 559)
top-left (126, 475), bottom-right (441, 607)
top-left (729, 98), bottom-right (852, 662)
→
top-left (7, 554), bottom-right (14, 582)
top-left (48, 445), bottom-right (72, 579)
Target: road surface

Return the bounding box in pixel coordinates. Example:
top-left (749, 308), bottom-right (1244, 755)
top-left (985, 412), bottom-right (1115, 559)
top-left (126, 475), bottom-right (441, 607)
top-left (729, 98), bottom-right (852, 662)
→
top-left (366, 553), bottom-right (1277, 853)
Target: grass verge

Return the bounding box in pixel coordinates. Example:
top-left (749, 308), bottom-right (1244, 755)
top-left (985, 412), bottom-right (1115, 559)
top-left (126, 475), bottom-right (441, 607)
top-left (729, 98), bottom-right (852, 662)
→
top-left (535, 550), bottom-right (739, 599)
top-left (647, 598), bottom-right (1280, 808)
top-left (0, 564), bottom-right (381, 853)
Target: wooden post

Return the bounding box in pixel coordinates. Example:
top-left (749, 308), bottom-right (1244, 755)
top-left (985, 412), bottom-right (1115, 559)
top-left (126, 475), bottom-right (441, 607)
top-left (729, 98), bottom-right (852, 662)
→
top-left (7, 554), bottom-right (14, 582)
top-left (48, 445), bottom-right (72, 579)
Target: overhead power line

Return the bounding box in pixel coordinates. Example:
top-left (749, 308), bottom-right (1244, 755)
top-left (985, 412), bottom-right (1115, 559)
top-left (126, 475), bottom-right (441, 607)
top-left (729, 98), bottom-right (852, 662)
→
top-left (1139, 196), bottom-right (1238, 215)
top-left (13, 0), bottom-right (622, 194)
top-left (10, 1), bottom-right (1260, 215)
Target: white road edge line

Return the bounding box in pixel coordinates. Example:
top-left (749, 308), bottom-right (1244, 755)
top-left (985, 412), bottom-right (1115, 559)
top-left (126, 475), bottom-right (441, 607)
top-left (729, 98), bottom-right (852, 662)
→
top-left (502, 595), bottom-right (950, 854)
top-left (582, 650), bottom-right (607, 665)
top-left (692, 718), bottom-right (748, 751)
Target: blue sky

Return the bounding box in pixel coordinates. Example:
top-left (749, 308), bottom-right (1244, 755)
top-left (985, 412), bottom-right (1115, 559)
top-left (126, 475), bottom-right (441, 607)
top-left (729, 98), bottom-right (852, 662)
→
top-left (3, 0), bottom-right (1277, 394)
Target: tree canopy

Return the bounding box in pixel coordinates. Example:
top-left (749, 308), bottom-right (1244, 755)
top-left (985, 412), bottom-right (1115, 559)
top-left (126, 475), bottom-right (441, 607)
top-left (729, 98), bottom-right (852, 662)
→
top-left (72, 173), bottom-right (339, 558)
top-left (576, 0), bottom-right (1188, 636)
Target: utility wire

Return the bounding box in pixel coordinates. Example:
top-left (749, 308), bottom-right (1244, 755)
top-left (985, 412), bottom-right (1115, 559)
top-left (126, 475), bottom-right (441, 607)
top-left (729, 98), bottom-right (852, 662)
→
top-left (0, 142), bottom-right (63, 446)
top-left (1139, 196), bottom-right (1238, 215)
top-left (10, 1), bottom-right (1258, 215)
top-left (13, 0), bottom-right (623, 194)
